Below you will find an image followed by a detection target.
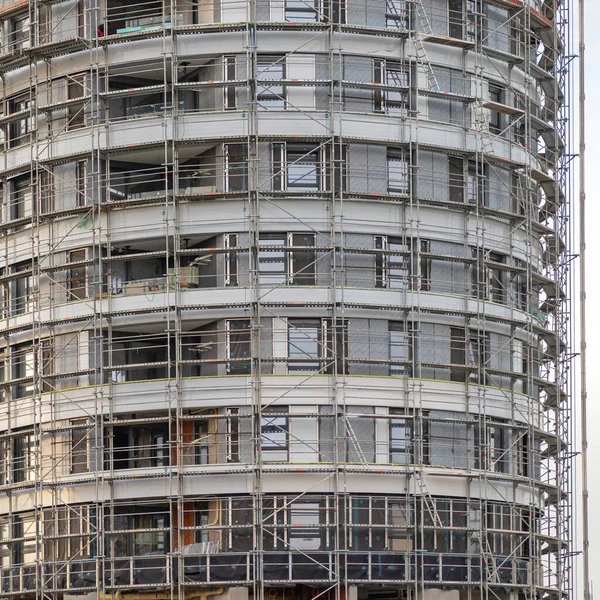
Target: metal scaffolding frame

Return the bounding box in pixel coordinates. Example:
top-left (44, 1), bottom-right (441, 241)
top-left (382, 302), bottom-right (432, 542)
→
top-left (0, 0), bottom-right (577, 599)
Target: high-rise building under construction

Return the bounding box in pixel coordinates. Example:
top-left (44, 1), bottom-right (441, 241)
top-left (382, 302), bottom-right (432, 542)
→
top-left (0, 1), bottom-right (576, 600)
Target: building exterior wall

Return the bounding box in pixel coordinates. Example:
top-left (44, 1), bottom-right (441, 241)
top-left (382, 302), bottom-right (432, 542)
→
top-left (0, 0), bottom-right (574, 599)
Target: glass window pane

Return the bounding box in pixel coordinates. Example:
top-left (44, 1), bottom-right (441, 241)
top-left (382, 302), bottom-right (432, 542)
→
top-left (288, 320), bottom-right (320, 373)
top-left (388, 154), bottom-right (409, 193)
top-left (285, 0), bottom-right (318, 22)
top-left (259, 236), bottom-right (287, 285)
top-left (258, 59), bottom-right (285, 108)
top-left (390, 419), bottom-right (410, 463)
top-left (289, 502), bottom-right (321, 549)
top-left (261, 414), bottom-right (288, 450)
top-left (287, 149), bottom-right (319, 190)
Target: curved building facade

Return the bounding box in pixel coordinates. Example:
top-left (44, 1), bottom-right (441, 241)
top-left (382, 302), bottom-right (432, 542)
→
top-left (0, 1), bottom-right (575, 600)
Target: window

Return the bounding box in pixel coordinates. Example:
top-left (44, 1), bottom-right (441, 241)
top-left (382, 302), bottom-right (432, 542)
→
top-left (286, 318), bottom-right (346, 375)
top-left (389, 412), bottom-right (412, 464)
top-left (375, 236), bottom-right (431, 290)
top-left (331, 143), bottom-right (348, 193)
top-left (194, 420), bottom-right (209, 465)
top-left (289, 233), bottom-right (316, 284)
top-left (488, 423), bottom-right (509, 473)
top-left (289, 501), bottom-right (322, 549)
top-left (11, 262), bottom-right (33, 316)
top-left (261, 407), bottom-right (288, 456)
top-left (466, 160), bottom-right (490, 206)
top-left (389, 321), bottom-right (413, 376)
top-left (467, 160), bottom-right (481, 204)
top-left (12, 433), bottom-right (34, 483)
top-left (487, 251), bottom-right (506, 303)
top-left (40, 339), bottom-right (53, 394)
top-left (422, 498), bottom-right (468, 553)
top-left (450, 327), bottom-right (467, 382)
top-left (8, 92), bottom-right (34, 148)
top-left (226, 408), bottom-right (240, 463)
top-left (108, 425), bottom-right (169, 470)
top-left (12, 14), bottom-right (30, 51)
top-left (468, 330), bottom-right (488, 385)
top-left (11, 516), bottom-right (36, 566)
top-left (287, 144), bottom-right (321, 190)
top-left (465, 0), bottom-right (478, 42)
top-left (44, 504), bottom-right (97, 563)
top-left (132, 513), bottom-right (167, 556)
top-left (486, 503), bottom-right (512, 556)
top-left (227, 320), bottom-right (251, 375)
top-left (224, 144), bottom-right (247, 191)
top-left (257, 57), bottom-right (285, 109)
top-left (288, 318), bottom-right (322, 373)
top-left (386, 0), bottom-right (409, 29)
top-left (388, 500), bottom-right (412, 551)
top-left (68, 249), bottom-right (87, 300)
top-left (12, 344), bottom-right (34, 399)
top-left (0, 352), bottom-right (6, 403)
top-left (259, 234), bottom-right (287, 285)
top-left (472, 248), bottom-right (506, 303)
top-left (272, 143), bottom-right (324, 192)
top-left (387, 149), bottom-right (410, 194)
top-left (68, 74), bottom-right (86, 130)
top-left (76, 160), bottom-right (87, 207)
top-left (375, 60), bottom-right (409, 115)
top-left (325, 0), bottom-right (346, 24)
top-left (71, 421), bottom-right (88, 474)
top-left (224, 233), bottom-right (238, 286)
top-left (448, 0), bottom-right (477, 41)
top-left (349, 496), bottom-right (385, 550)
top-left (39, 168), bottom-right (54, 214)
top-left (224, 56), bottom-right (237, 110)
top-left (488, 83), bottom-right (504, 134)
top-left (195, 501), bottom-right (210, 544)
top-left (516, 431), bottom-right (529, 477)
top-left (259, 232), bottom-right (316, 286)
top-left (448, 0), bottom-right (463, 38)
top-left (285, 0), bottom-right (318, 22)
top-left (10, 176), bottom-right (32, 221)
top-left (449, 156), bottom-right (464, 203)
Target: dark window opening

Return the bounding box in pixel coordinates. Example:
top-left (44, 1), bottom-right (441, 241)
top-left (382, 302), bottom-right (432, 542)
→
top-left (227, 320), bottom-right (251, 375)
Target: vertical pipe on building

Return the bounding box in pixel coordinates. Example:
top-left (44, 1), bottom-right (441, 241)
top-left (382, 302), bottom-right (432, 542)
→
top-left (578, 1), bottom-right (589, 599)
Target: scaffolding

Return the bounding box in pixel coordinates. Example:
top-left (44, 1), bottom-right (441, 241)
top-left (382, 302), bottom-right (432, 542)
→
top-left (0, 0), bottom-right (577, 599)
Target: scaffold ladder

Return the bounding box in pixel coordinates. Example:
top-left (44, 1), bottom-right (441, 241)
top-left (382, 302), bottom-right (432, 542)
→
top-left (413, 0), bottom-right (440, 92)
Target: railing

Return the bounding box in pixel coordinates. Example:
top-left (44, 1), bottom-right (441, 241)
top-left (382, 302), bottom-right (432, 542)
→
top-left (5, 552), bottom-right (537, 591)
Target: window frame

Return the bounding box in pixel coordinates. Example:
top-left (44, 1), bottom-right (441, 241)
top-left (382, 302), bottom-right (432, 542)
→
top-left (223, 55), bottom-right (237, 110)
top-left (389, 412), bottom-right (413, 464)
top-left (226, 319), bottom-right (251, 375)
top-left (375, 235), bottom-right (431, 291)
top-left (258, 233), bottom-right (287, 285)
top-left (374, 60), bottom-right (410, 115)
top-left (224, 144), bottom-right (248, 192)
top-left (488, 82), bottom-right (504, 135)
top-left (285, 0), bottom-right (319, 23)
top-left (224, 233), bottom-right (239, 287)
top-left (288, 500), bottom-right (323, 550)
top-left (257, 56), bottom-right (286, 109)
top-left (385, 0), bottom-right (409, 29)
top-left (68, 248), bottom-right (88, 301)
top-left (287, 318), bottom-right (324, 373)
top-left (387, 148), bottom-right (410, 195)
top-left (8, 92), bottom-right (34, 148)
top-left (260, 406), bottom-right (289, 455)
top-left (389, 321), bottom-right (412, 377)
